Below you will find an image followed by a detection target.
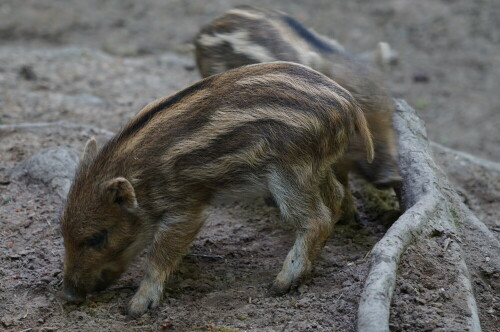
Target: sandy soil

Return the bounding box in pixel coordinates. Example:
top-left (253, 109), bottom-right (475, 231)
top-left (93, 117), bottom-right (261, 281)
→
top-left (0, 1), bottom-right (498, 331)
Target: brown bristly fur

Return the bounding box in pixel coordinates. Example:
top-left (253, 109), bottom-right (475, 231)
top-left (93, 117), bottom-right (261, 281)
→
top-left (61, 62), bottom-right (374, 317)
top-left (195, 5), bottom-right (401, 222)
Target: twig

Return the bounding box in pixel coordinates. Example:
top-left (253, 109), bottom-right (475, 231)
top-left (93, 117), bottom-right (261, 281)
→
top-left (0, 121), bottom-right (115, 137)
top-left (186, 253), bottom-right (225, 259)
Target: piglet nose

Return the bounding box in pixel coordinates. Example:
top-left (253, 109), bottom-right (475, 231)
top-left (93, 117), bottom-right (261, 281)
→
top-left (61, 281), bottom-right (86, 304)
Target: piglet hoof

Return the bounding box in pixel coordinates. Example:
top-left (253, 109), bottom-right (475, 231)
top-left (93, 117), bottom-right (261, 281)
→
top-left (127, 290), bottom-right (161, 318)
top-left (268, 281), bottom-right (291, 297)
top-left (268, 274), bottom-right (304, 296)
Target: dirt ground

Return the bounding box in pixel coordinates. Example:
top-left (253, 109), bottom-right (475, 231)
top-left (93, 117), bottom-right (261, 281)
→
top-left (0, 1), bottom-right (498, 331)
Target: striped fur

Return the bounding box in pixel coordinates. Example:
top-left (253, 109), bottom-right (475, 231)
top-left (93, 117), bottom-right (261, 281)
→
top-left (60, 62), bottom-right (374, 317)
top-left (195, 6), bottom-right (402, 222)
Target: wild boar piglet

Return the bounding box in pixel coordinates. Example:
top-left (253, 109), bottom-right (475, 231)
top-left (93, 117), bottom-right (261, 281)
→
top-left (61, 62), bottom-right (374, 317)
top-left (195, 6), bottom-right (402, 222)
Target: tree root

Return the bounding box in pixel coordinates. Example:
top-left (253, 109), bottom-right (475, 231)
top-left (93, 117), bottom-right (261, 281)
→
top-left (357, 100), bottom-right (498, 332)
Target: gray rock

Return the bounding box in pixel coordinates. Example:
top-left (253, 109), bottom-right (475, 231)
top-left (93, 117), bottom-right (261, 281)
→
top-left (10, 146), bottom-right (79, 199)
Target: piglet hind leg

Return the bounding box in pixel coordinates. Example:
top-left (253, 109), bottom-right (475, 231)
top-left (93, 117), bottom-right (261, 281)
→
top-left (311, 170), bottom-right (344, 261)
top-left (128, 210), bottom-right (206, 317)
top-left (335, 163), bottom-right (359, 225)
top-left (268, 168), bottom-right (343, 295)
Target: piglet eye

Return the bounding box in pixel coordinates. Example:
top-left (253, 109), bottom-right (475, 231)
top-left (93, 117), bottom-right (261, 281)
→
top-left (84, 229), bottom-right (108, 249)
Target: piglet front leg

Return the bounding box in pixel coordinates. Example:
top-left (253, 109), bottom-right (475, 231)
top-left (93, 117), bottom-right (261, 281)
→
top-left (128, 211), bottom-right (206, 317)
top-left (128, 267), bottom-right (166, 316)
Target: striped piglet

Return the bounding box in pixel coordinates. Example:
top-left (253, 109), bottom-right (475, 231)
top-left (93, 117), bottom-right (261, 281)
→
top-left (60, 62), bottom-right (374, 316)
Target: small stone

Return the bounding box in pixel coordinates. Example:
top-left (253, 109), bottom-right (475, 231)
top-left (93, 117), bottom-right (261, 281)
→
top-left (413, 72), bottom-right (430, 83)
top-left (160, 319), bottom-right (173, 330)
top-left (40, 327), bottom-right (57, 332)
top-left (342, 280), bottom-right (353, 287)
top-left (10, 147), bottom-right (79, 199)
top-left (19, 249), bottom-right (33, 256)
top-left (415, 297), bottom-right (426, 304)
top-left (40, 276), bottom-right (52, 284)
top-left (19, 65), bottom-right (37, 80)
top-left (235, 313), bottom-right (248, 321)
top-left (297, 297), bottom-right (310, 308)
top-left (103, 42), bottom-right (140, 56)
top-left (1, 316), bottom-right (14, 327)
top-left (297, 284), bottom-right (309, 294)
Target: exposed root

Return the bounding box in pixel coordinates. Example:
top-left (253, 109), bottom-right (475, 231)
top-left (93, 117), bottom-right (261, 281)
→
top-left (357, 100), bottom-right (497, 332)
top-left (431, 142), bottom-right (500, 173)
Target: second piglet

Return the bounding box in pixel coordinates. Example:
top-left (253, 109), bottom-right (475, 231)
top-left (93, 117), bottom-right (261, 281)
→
top-left (195, 6), bottom-right (402, 222)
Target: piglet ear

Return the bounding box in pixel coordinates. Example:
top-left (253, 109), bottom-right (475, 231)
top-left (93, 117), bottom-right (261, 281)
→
top-left (81, 137), bottom-right (98, 165)
top-left (103, 177), bottom-right (138, 212)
